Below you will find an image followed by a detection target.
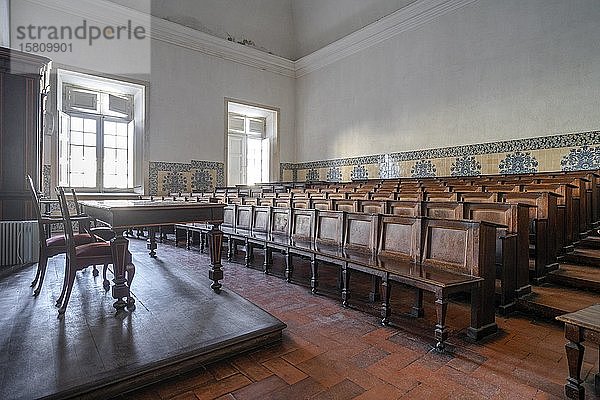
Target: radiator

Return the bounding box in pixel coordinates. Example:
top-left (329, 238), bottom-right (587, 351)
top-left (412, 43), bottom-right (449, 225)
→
top-left (0, 221), bottom-right (40, 267)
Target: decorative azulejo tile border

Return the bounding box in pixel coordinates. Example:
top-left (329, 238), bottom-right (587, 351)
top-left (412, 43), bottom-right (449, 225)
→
top-left (149, 160), bottom-right (225, 195)
top-left (280, 130), bottom-right (600, 182)
top-left (42, 165), bottom-right (52, 198)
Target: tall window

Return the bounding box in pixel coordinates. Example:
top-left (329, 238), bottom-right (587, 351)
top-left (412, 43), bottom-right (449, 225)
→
top-left (58, 84), bottom-right (136, 190)
top-left (227, 113), bottom-right (270, 186)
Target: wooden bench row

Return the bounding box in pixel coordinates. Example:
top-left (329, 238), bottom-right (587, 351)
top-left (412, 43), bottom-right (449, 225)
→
top-left (177, 205), bottom-right (501, 349)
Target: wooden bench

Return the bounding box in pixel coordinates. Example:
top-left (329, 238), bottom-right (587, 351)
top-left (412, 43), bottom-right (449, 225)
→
top-left (556, 304), bottom-right (600, 399)
top-left (342, 216), bottom-right (498, 350)
top-left (500, 191), bottom-right (560, 281)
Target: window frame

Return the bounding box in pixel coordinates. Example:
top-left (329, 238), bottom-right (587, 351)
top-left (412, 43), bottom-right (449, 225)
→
top-left (52, 69), bottom-right (147, 195)
top-left (61, 111), bottom-right (135, 192)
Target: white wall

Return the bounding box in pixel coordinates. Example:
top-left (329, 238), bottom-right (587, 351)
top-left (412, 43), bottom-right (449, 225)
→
top-left (9, 0), bottom-right (295, 168)
top-left (295, 0), bottom-right (600, 162)
top-left (109, 0), bottom-right (295, 59)
top-left (0, 0), bottom-right (9, 47)
top-left (148, 38), bottom-right (295, 165)
top-left (291, 0), bottom-right (417, 59)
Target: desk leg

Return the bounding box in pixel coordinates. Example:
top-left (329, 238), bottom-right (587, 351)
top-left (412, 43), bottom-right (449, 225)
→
top-left (147, 227), bottom-right (157, 258)
top-left (564, 323), bottom-right (585, 400)
top-left (594, 345), bottom-right (600, 393)
top-left (111, 229), bottom-right (133, 311)
top-left (208, 224), bottom-right (223, 293)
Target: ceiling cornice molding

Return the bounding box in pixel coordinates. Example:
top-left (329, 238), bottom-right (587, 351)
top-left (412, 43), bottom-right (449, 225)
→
top-left (294, 0), bottom-right (478, 78)
top-left (20, 0), bottom-right (296, 78)
top-left (21, 0), bottom-right (476, 79)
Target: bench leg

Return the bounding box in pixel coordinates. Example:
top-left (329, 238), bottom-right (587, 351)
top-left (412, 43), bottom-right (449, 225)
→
top-left (434, 293), bottom-right (448, 351)
top-left (596, 346), bottom-right (600, 393)
top-left (412, 288), bottom-right (424, 317)
top-left (381, 275), bottom-right (391, 325)
top-left (227, 237), bottom-right (234, 261)
top-left (244, 240), bottom-right (251, 267)
top-left (310, 257), bottom-right (318, 294)
top-left (263, 247), bottom-right (271, 274)
top-left (564, 323), bottom-right (585, 400)
top-left (341, 266), bottom-right (350, 307)
top-left (186, 229), bottom-right (192, 250)
top-left (369, 276), bottom-right (381, 302)
top-left (147, 227), bottom-right (157, 258)
top-left (200, 232), bottom-right (206, 253)
top-left (467, 283), bottom-right (498, 340)
top-left (285, 252), bottom-right (293, 282)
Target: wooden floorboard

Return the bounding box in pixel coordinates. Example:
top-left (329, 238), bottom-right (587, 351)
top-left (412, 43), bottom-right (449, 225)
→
top-left (0, 239), bottom-right (285, 400)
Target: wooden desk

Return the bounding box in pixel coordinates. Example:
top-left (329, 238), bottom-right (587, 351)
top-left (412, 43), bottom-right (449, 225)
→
top-left (556, 304), bottom-right (600, 399)
top-left (80, 200), bottom-right (226, 311)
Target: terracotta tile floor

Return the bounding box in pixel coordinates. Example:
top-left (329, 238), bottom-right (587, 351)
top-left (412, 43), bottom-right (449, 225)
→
top-left (121, 247), bottom-right (599, 400)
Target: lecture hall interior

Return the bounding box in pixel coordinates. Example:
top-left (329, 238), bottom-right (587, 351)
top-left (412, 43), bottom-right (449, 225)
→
top-left (1, 0), bottom-right (600, 399)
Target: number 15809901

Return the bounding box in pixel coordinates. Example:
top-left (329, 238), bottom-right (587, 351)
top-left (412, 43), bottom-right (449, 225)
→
top-left (19, 42), bottom-right (73, 53)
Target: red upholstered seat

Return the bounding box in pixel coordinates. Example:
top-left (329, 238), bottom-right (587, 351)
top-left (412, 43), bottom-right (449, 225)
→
top-left (46, 233), bottom-right (94, 248)
top-left (75, 242), bottom-right (112, 258)
top-left (90, 227), bottom-right (116, 241)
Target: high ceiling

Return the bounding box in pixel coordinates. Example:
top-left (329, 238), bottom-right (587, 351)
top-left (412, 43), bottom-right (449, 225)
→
top-left (107, 0), bottom-right (419, 60)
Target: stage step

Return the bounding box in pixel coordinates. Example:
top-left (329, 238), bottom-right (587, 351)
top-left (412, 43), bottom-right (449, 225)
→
top-left (548, 263), bottom-right (600, 292)
top-left (578, 235), bottom-right (600, 249)
top-left (518, 285), bottom-right (600, 319)
top-left (560, 247), bottom-right (600, 267)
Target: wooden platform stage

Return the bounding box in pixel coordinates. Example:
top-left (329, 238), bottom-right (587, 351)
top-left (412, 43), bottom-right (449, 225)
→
top-left (0, 239), bottom-right (286, 400)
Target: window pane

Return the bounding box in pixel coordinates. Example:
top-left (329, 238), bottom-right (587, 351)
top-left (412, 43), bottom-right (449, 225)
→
top-left (116, 123), bottom-right (128, 137)
top-left (71, 117), bottom-right (83, 132)
top-left (246, 138), bottom-right (262, 186)
top-left (104, 148), bottom-right (115, 163)
top-left (70, 146), bottom-right (83, 166)
top-left (104, 121), bottom-right (116, 135)
top-left (84, 119), bottom-right (96, 133)
top-left (104, 174), bottom-right (115, 188)
top-left (84, 132), bottom-right (96, 146)
top-left (116, 136), bottom-right (128, 149)
top-left (104, 134), bottom-right (116, 148)
top-left (116, 149), bottom-right (127, 163)
top-left (84, 146), bottom-right (97, 160)
top-left (70, 131), bottom-right (83, 145)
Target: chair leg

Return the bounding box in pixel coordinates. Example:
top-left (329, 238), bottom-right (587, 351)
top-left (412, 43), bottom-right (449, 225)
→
top-left (32, 254), bottom-right (48, 296)
top-left (55, 260), bottom-right (70, 307)
top-left (126, 262), bottom-right (136, 307)
top-left (30, 246), bottom-right (44, 288)
top-left (92, 265), bottom-right (99, 277)
top-left (103, 263), bottom-right (110, 291)
top-left (58, 269), bottom-right (76, 317)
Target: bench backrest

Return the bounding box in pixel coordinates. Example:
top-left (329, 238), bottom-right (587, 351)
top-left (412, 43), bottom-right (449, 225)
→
top-left (315, 210), bottom-right (345, 247)
top-left (332, 199), bottom-right (358, 212)
top-left (420, 218), bottom-right (495, 280)
top-left (358, 200), bottom-right (387, 214)
top-left (310, 198), bottom-right (333, 210)
top-left (423, 201), bottom-right (464, 219)
top-left (377, 215), bottom-right (421, 262)
top-left (273, 198), bottom-right (291, 208)
top-left (290, 208), bottom-right (316, 243)
top-left (344, 212), bottom-right (379, 255)
top-left (235, 205), bottom-right (253, 233)
top-left (387, 200), bottom-right (421, 216)
top-left (252, 206), bottom-right (271, 235)
top-left (292, 198), bottom-right (310, 209)
top-left (270, 207), bottom-right (291, 238)
top-left (222, 204), bottom-right (235, 229)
